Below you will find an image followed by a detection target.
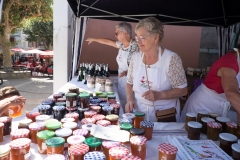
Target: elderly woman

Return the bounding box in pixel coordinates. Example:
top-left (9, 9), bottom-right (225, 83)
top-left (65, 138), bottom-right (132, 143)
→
top-left (125, 17), bottom-right (188, 122)
top-left (86, 22), bottom-right (139, 109)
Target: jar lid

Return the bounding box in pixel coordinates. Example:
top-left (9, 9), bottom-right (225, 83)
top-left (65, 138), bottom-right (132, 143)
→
top-left (82, 123), bottom-right (96, 131)
top-left (46, 121), bottom-right (62, 129)
top-left (197, 110), bottom-right (208, 115)
top-left (29, 122), bottom-right (45, 130)
top-left (219, 133), bottom-right (237, 142)
top-left (96, 120), bottom-right (111, 127)
top-left (69, 87), bottom-right (79, 91)
top-left (140, 120), bottom-right (154, 128)
top-left (26, 112), bottom-right (40, 118)
top-left (66, 107), bottom-right (77, 111)
top-left (109, 147), bottom-right (129, 159)
top-left (84, 151), bottom-right (105, 160)
top-left (120, 123), bottom-right (133, 130)
top-left (207, 121), bottom-right (222, 128)
top-left (81, 118), bottom-right (96, 125)
top-left (102, 140), bottom-right (120, 149)
top-left (69, 143), bottom-right (89, 155)
top-left (187, 122), bottom-right (202, 128)
top-left (36, 115), bottom-right (51, 121)
top-left (37, 130), bottom-right (55, 140)
top-left (84, 137), bottom-right (102, 147)
top-left (106, 114), bottom-right (119, 121)
top-left (63, 122), bottom-right (78, 129)
top-left (122, 155), bottom-right (141, 160)
top-left (0, 145), bottom-right (10, 157)
top-left (66, 93), bottom-right (78, 97)
top-left (42, 100), bottom-right (54, 106)
top-left (0, 122), bottom-right (3, 128)
top-left (186, 113), bottom-right (197, 117)
top-left (100, 102), bottom-right (110, 106)
top-left (90, 106), bottom-right (101, 110)
top-left (55, 102), bottom-right (66, 106)
top-left (130, 136), bottom-right (147, 145)
top-left (10, 128), bottom-right (30, 137)
top-left (55, 128), bottom-right (72, 137)
top-left (216, 117), bottom-right (230, 123)
top-left (44, 119), bottom-right (59, 125)
top-left (108, 95), bottom-right (116, 99)
top-left (95, 91), bottom-right (103, 95)
top-left (110, 103), bottom-right (120, 109)
top-left (79, 92), bottom-right (90, 98)
top-left (107, 92), bottom-right (114, 95)
top-left (122, 113), bottom-right (135, 119)
top-left (92, 114), bottom-right (105, 121)
top-left (61, 118), bottom-right (75, 123)
top-left (19, 119), bottom-right (33, 125)
top-left (57, 97), bottom-right (66, 102)
top-left (9, 138), bottom-right (31, 149)
top-left (99, 98), bottom-right (108, 102)
top-left (118, 118), bottom-right (132, 124)
top-left (226, 122), bottom-right (237, 128)
top-left (67, 135), bottom-right (86, 145)
top-left (209, 113), bottom-right (219, 117)
top-left (46, 137), bottom-right (65, 147)
top-left (53, 94), bottom-right (62, 98)
top-left (98, 94), bottom-right (107, 98)
top-left (201, 117), bottom-right (215, 123)
top-left (66, 112), bottom-right (79, 118)
top-left (73, 129), bottom-right (88, 136)
top-left (44, 154), bottom-right (65, 160)
top-left (130, 128), bottom-right (145, 135)
top-left (53, 106), bottom-right (65, 111)
top-left (90, 98), bottom-right (101, 104)
top-left (232, 143), bottom-right (240, 152)
top-left (78, 108), bottom-right (90, 112)
top-left (134, 111), bottom-right (145, 117)
top-left (0, 116), bottom-right (12, 123)
top-left (158, 143), bottom-right (178, 154)
top-left (102, 106), bottom-right (113, 111)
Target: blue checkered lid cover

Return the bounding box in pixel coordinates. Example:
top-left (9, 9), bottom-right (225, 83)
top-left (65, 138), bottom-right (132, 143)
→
top-left (38, 104), bottom-right (51, 110)
top-left (140, 120), bottom-right (154, 128)
top-left (84, 151), bottom-right (106, 160)
top-left (53, 106), bottom-right (65, 110)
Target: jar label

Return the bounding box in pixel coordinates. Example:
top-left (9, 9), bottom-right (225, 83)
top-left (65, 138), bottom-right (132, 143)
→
top-left (9, 109), bottom-right (14, 114)
top-left (66, 101), bottom-right (70, 107)
top-left (24, 152), bottom-right (31, 160)
top-left (73, 101), bottom-right (76, 107)
top-left (42, 142), bottom-right (47, 150)
top-left (138, 145), bottom-right (142, 152)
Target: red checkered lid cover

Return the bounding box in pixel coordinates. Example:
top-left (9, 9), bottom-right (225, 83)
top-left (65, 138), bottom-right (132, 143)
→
top-left (96, 120), bottom-right (111, 127)
top-left (9, 138), bottom-right (31, 149)
top-left (90, 106), bottom-right (101, 110)
top-left (66, 112), bottom-right (79, 118)
top-left (81, 118), bottom-right (96, 124)
top-left (130, 136), bottom-right (147, 145)
top-left (122, 155), bottom-right (141, 160)
top-left (110, 103), bottom-right (120, 109)
top-left (109, 147), bottom-right (129, 159)
top-left (0, 122), bottom-right (4, 127)
top-left (92, 114), bottom-right (105, 121)
top-left (207, 121), bottom-right (222, 128)
top-left (102, 140), bottom-right (120, 149)
top-left (44, 154), bottom-right (65, 160)
top-left (158, 143), bottom-right (178, 154)
top-left (69, 143), bottom-right (89, 155)
top-left (0, 116), bottom-right (12, 122)
top-left (73, 129), bottom-right (88, 136)
top-left (84, 110), bottom-right (97, 116)
top-left (226, 122), bottom-right (237, 128)
top-left (29, 122), bottom-right (45, 130)
top-left (11, 128), bottom-right (30, 138)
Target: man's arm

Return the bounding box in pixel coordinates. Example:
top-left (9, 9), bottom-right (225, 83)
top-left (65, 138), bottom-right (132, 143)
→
top-left (86, 38), bottom-right (117, 48)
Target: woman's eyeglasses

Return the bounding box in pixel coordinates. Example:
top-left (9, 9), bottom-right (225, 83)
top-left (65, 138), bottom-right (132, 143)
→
top-left (135, 34), bottom-right (151, 43)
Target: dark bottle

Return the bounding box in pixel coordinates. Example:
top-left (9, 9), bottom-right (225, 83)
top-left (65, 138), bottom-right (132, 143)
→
top-left (94, 65), bottom-right (99, 77)
top-left (105, 66), bottom-right (110, 77)
top-left (97, 65), bottom-right (102, 76)
top-left (77, 63), bottom-right (82, 81)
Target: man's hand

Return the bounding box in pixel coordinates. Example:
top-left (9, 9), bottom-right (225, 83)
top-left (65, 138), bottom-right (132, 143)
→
top-left (6, 96), bottom-right (26, 107)
top-left (86, 38), bottom-right (95, 45)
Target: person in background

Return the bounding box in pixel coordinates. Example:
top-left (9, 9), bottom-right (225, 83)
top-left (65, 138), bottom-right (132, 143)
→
top-left (125, 17), bottom-right (187, 122)
top-left (0, 86), bottom-right (26, 116)
top-left (180, 44), bottom-right (240, 122)
top-left (86, 22), bottom-right (139, 111)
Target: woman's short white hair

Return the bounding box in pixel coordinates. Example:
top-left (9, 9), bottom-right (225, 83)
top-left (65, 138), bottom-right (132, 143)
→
top-left (116, 22), bottom-right (132, 38)
top-left (135, 17), bottom-right (164, 42)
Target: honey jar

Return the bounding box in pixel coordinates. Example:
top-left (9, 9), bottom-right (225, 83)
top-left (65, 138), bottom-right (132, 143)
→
top-left (96, 120), bottom-right (111, 127)
top-left (26, 112), bottom-right (40, 122)
top-left (207, 121), bottom-right (222, 141)
top-left (36, 115), bottom-right (50, 122)
top-left (130, 128), bottom-right (145, 137)
top-left (200, 117), bottom-right (215, 134)
top-left (46, 121), bottom-right (62, 131)
top-left (109, 147), bottom-right (129, 160)
top-left (140, 120), bottom-right (154, 140)
top-left (67, 135), bottom-right (85, 148)
top-left (55, 128), bottom-right (72, 148)
top-left (110, 103), bottom-right (120, 116)
top-left (10, 128), bottom-right (30, 140)
top-left (61, 118), bottom-right (75, 123)
top-left (0, 145), bottom-right (10, 160)
top-left (46, 137), bottom-right (65, 155)
top-left (226, 122), bottom-right (237, 136)
top-left (84, 137), bottom-right (102, 151)
top-left (197, 110), bottom-right (208, 122)
top-left (66, 93), bottom-right (78, 108)
top-left (134, 111), bottom-right (145, 128)
top-left (187, 121), bottom-right (202, 140)
top-left (158, 143), bottom-right (178, 160)
top-left (66, 112), bottom-right (79, 123)
top-left (84, 110), bottom-right (97, 118)
top-left (38, 104), bottom-right (52, 115)
top-left (185, 113), bottom-right (197, 131)
top-left (28, 122), bottom-right (45, 143)
top-left (102, 140), bottom-right (120, 160)
top-left (81, 118), bottom-right (96, 125)
top-left (73, 129), bottom-right (89, 137)
top-left (44, 154), bottom-right (65, 160)
top-left (106, 114), bottom-right (119, 125)
top-left (53, 106), bottom-right (66, 121)
top-left (0, 116), bottom-right (12, 136)
top-left (18, 119), bottom-right (32, 129)
top-left (232, 143), bottom-right (240, 160)
top-left (0, 123), bottom-right (3, 142)
top-left (69, 143), bottom-right (89, 160)
top-left (90, 106), bottom-right (101, 114)
top-left (130, 136), bottom-right (147, 159)
top-left (63, 122), bottom-right (78, 131)
top-left (92, 114), bottom-right (105, 121)
top-left (9, 138), bottom-right (31, 160)
top-left (216, 117), bottom-right (230, 132)
top-left (79, 92), bottom-right (90, 109)
top-left (84, 151), bottom-right (105, 160)
top-left (37, 130), bottom-right (55, 154)
top-left (219, 133), bottom-right (237, 155)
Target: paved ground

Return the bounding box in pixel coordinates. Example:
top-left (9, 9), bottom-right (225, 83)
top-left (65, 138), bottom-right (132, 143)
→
top-left (1, 76), bottom-right (53, 114)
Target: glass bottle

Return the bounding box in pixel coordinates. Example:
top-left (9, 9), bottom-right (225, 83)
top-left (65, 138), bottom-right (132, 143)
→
top-left (77, 63), bottom-right (82, 81)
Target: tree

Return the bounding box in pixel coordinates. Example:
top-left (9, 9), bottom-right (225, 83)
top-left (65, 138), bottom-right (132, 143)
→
top-left (23, 18), bottom-right (53, 50)
top-left (0, 0), bottom-right (52, 70)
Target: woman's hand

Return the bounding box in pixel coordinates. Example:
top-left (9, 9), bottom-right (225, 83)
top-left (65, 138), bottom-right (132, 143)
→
top-left (5, 96), bottom-right (26, 107)
top-left (125, 100), bottom-right (136, 113)
top-left (142, 90), bottom-right (160, 102)
top-left (86, 38), bottom-right (95, 45)
top-left (119, 71), bottom-right (127, 77)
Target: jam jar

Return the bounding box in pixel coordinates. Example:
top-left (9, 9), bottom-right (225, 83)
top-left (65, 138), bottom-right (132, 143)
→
top-left (46, 137), bottom-right (65, 155)
top-left (96, 120), bottom-right (111, 127)
top-left (79, 92), bottom-right (90, 109)
top-left (66, 93), bottom-right (78, 108)
top-left (61, 118), bottom-right (75, 123)
top-left (37, 130), bottom-right (55, 154)
top-left (110, 103), bottom-right (120, 116)
top-left (92, 114), bottom-right (105, 121)
top-left (42, 100), bottom-right (54, 114)
top-left (122, 155), bottom-right (141, 160)
top-left (98, 94), bottom-right (107, 99)
top-left (0, 123), bottom-right (3, 142)
top-left (140, 120), bottom-right (154, 140)
top-left (46, 121), bottom-right (62, 131)
top-left (26, 112), bottom-right (40, 122)
top-left (158, 143), bottom-right (178, 160)
top-left (18, 119), bottom-right (32, 129)
top-left (84, 137), bottom-right (102, 151)
top-left (207, 121), bottom-right (222, 141)
top-left (95, 91), bottom-right (103, 97)
top-left (0, 145), bottom-right (10, 160)
top-left (81, 118), bottom-right (96, 125)
top-left (73, 129), bottom-right (89, 137)
top-left (107, 95), bottom-right (116, 101)
top-left (122, 113), bottom-right (135, 122)
top-left (69, 143), bottom-right (89, 160)
top-left (55, 102), bottom-right (66, 107)
top-left (107, 92), bottom-right (115, 96)
top-left (84, 110), bottom-right (97, 118)
top-left (44, 154), bottom-right (65, 160)
top-left (10, 128), bottom-right (30, 140)
top-left (226, 122), bottom-right (237, 136)
top-left (63, 122), bottom-right (78, 131)
top-left (187, 121), bottom-right (202, 140)
top-left (118, 118), bottom-right (133, 125)
top-left (67, 135), bottom-right (85, 148)
top-left (36, 115), bottom-right (51, 122)
top-left (57, 97), bottom-right (66, 102)
top-left (66, 107), bottom-right (78, 113)
top-left (44, 118), bottom-right (58, 125)
top-left (69, 87), bottom-right (79, 94)
top-left (130, 136), bottom-right (147, 159)
top-left (134, 111), bottom-right (145, 128)
top-left (109, 147), bottom-right (129, 160)
top-left (9, 138), bottom-right (31, 160)
top-left (232, 143), bottom-right (240, 160)
top-left (120, 123), bottom-right (133, 132)
top-left (82, 124), bottom-right (96, 137)
top-left (53, 94), bottom-right (62, 102)
top-left (55, 128), bottom-right (72, 148)
top-left (197, 110), bottom-right (208, 122)
top-left (209, 113), bottom-right (219, 121)
top-left (53, 106), bottom-right (66, 121)
top-left (185, 113), bottom-right (197, 131)
top-left (200, 117), bottom-right (215, 134)
top-left (78, 108), bottom-right (89, 121)
top-left (28, 122), bottom-right (45, 143)
top-left (66, 112), bottom-right (79, 123)
top-left (0, 116), bottom-right (12, 136)
top-left (106, 114), bottom-right (119, 125)
top-left (38, 104), bottom-right (51, 115)
top-left (90, 106), bottom-right (101, 114)
top-left (84, 151), bottom-right (105, 160)
top-left (219, 133), bottom-right (237, 155)
top-left (216, 117), bottom-right (230, 132)
top-left (102, 106), bottom-right (113, 116)
top-left (130, 128), bottom-right (145, 137)
top-left (102, 140), bottom-right (120, 160)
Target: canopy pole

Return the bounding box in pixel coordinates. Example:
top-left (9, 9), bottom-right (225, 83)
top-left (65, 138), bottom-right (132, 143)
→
top-left (80, 0), bottom-right (99, 15)
top-left (221, 0), bottom-right (227, 26)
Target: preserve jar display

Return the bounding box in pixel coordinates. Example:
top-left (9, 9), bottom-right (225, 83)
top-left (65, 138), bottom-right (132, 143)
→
top-left (92, 114), bottom-right (105, 121)
top-left (0, 123), bottom-right (3, 142)
top-left (84, 137), bottom-right (102, 152)
top-left (52, 106), bottom-right (66, 121)
top-left (66, 112), bottom-right (79, 123)
top-left (187, 121), bottom-right (202, 140)
top-left (106, 114), bottom-right (119, 125)
top-left (102, 140), bottom-right (120, 160)
top-left (84, 110), bottom-right (97, 118)
top-left (185, 113), bottom-right (197, 131)
top-left (9, 138), bottom-right (31, 160)
top-left (90, 106), bottom-right (101, 114)
top-left (28, 122), bottom-right (45, 143)
top-left (200, 117), bottom-right (215, 134)
top-left (38, 105), bottom-right (52, 115)
top-left (69, 143), bottom-right (89, 160)
top-left (45, 121), bottom-right (62, 131)
top-left (46, 137), bottom-right (65, 155)
top-left (109, 147), bottom-right (129, 160)
top-left (216, 117), bottom-right (230, 132)
top-left (79, 92), bottom-right (90, 109)
top-left (36, 115), bottom-right (50, 122)
top-left (55, 128), bottom-right (72, 147)
top-left (63, 121), bottom-right (78, 131)
top-left (130, 128), bottom-right (145, 137)
top-left (219, 133), bottom-right (237, 155)
top-left (226, 122), bottom-right (237, 136)
top-left (134, 112), bottom-right (145, 128)
top-left (158, 143), bottom-right (178, 160)
top-left (96, 120), bottom-right (111, 127)
top-left (81, 118), bottom-right (96, 125)
top-left (207, 121), bottom-right (222, 141)
top-left (66, 93), bottom-right (78, 108)
top-left (37, 130), bottom-right (55, 154)
top-left (26, 112), bottom-right (40, 122)
top-left (197, 110), bottom-right (208, 122)
top-left (140, 120), bottom-right (154, 140)
top-left (84, 151), bottom-right (105, 160)
top-left (67, 135), bottom-right (85, 148)
top-left (10, 128), bottom-right (30, 140)
top-left (110, 103), bottom-right (120, 116)
top-left (130, 136), bottom-right (147, 159)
